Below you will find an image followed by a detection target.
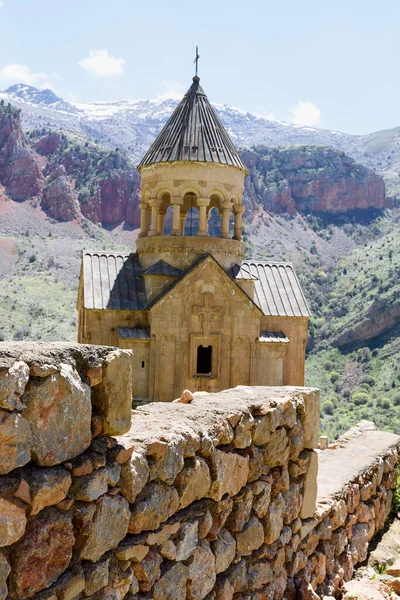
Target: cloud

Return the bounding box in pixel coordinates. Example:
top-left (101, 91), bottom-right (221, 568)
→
top-left (289, 100), bottom-right (321, 127)
top-left (158, 80), bottom-right (185, 100)
top-left (78, 49), bottom-right (125, 78)
top-left (0, 64), bottom-right (53, 88)
top-left (0, 2), bottom-right (3, 7)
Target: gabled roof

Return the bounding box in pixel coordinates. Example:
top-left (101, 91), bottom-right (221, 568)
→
top-left (142, 260), bottom-right (183, 277)
top-left (259, 331), bottom-right (290, 343)
top-left (233, 261), bottom-right (311, 318)
top-left (82, 252), bottom-right (146, 310)
top-left (137, 77), bottom-right (247, 172)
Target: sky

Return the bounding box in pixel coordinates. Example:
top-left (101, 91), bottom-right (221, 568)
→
top-left (0, 0), bottom-right (399, 135)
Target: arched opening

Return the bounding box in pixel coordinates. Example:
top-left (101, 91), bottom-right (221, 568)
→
top-left (208, 206), bottom-right (222, 237)
top-left (158, 193), bottom-right (171, 235)
top-left (197, 345), bottom-right (212, 374)
top-left (182, 192), bottom-right (199, 236)
top-left (162, 204), bottom-right (173, 235)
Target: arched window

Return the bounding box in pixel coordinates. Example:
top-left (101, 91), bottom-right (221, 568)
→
top-left (208, 206), bottom-right (222, 237)
top-left (196, 345), bottom-right (212, 374)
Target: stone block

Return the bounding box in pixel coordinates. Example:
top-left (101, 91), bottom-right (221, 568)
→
top-left (264, 493), bottom-right (285, 544)
top-left (251, 481), bottom-right (271, 519)
top-left (22, 364), bottom-right (92, 466)
top-left (300, 449), bottom-right (318, 519)
top-left (153, 563), bottom-right (189, 600)
top-left (70, 467), bottom-right (110, 502)
top-left (83, 556), bottom-right (110, 596)
top-left (206, 450), bottom-right (249, 501)
top-left (174, 456), bottom-right (211, 509)
top-left (10, 508), bottom-right (74, 599)
top-left (226, 485), bottom-right (252, 531)
top-left (212, 528), bottom-right (236, 574)
top-left (283, 482), bottom-right (303, 524)
top-left (0, 497), bottom-right (27, 547)
top-left (133, 551), bottom-right (162, 593)
top-left (0, 361), bottom-right (30, 411)
top-left (114, 539), bottom-right (149, 562)
top-left (301, 389), bottom-right (320, 449)
top-left (0, 551), bottom-right (11, 600)
top-left (175, 521), bottom-right (199, 561)
top-left (247, 561), bottom-right (273, 591)
top-left (59, 572), bottom-right (85, 600)
top-left (187, 541), bottom-right (216, 600)
top-left (129, 480), bottom-right (179, 534)
top-left (263, 428), bottom-right (290, 467)
top-left (235, 516), bottom-right (264, 556)
top-left (91, 349), bottom-right (132, 435)
top-left (22, 466), bottom-right (72, 515)
top-left (80, 495), bottom-right (130, 562)
top-left (0, 409), bottom-right (32, 475)
top-left (119, 449), bottom-right (150, 503)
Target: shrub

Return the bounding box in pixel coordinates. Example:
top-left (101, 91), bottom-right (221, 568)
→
top-left (324, 361), bottom-right (334, 371)
top-left (393, 393), bottom-right (400, 406)
top-left (330, 371), bottom-right (340, 383)
top-left (352, 392), bottom-right (370, 406)
top-left (322, 400), bottom-right (335, 416)
top-left (377, 398), bottom-right (391, 409)
top-left (342, 388), bottom-right (351, 398)
top-left (360, 375), bottom-right (376, 387)
top-left (28, 254), bottom-right (37, 263)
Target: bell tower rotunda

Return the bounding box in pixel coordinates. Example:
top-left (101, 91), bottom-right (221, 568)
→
top-left (136, 75), bottom-right (248, 271)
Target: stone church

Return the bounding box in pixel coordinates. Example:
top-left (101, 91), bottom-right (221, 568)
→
top-left (77, 75), bottom-right (310, 403)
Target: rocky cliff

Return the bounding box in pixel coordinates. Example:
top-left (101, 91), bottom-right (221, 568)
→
top-left (0, 105), bottom-right (388, 226)
top-left (243, 146), bottom-right (387, 215)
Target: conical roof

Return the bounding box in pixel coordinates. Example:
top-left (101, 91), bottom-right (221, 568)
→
top-left (137, 76), bottom-right (247, 173)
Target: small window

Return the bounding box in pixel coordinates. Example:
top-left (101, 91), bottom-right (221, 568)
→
top-left (197, 345), bottom-right (212, 375)
top-left (141, 361), bottom-right (145, 368)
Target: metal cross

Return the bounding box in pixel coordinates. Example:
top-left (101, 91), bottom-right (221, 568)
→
top-left (193, 45), bottom-right (200, 77)
top-left (193, 292), bottom-right (222, 335)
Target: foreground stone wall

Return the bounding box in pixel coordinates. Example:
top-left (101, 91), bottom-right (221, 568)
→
top-left (0, 342), bottom-right (398, 600)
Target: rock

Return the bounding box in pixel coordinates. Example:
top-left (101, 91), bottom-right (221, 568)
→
top-left (247, 561), bottom-right (273, 591)
top-left (252, 481), bottom-right (272, 519)
top-left (22, 466), bottom-right (72, 515)
top-left (146, 522), bottom-right (180, 546)
top-left (174, 456), bottom-right (211, 509)
top-left (206, 450), bottom-right (249, 501)
top-left (0, 361), bottom-right (29, 410)
top-left (187, 540), bottom-right (216, 600)
top-left (21, 364), bottom-right (91, 466)
top-left (0, 409), bottom-right (32, 474)
top-left (0, 496), bottom-right (27, 546)
top-left (153, 563), bottom-right (189, 600)
top-left (350, 522), bottom-right (369, 563)
top-left (283, 482), bottom-right (303, 524)
top-left (59, 571), bottom-right (85, 600)
top-left (80, 495), bottom-right (130, 562)
top-left (263, 428), bottom-right (290, 467)
top-left (159, 540), bottom-right (176, 560)
top-left (129, 480), bottom-right (179, 534)
top-left (42, 166), bottom-right (81, 221)
top-left (114, 540), bottom-right (149, 562)
top-left (215, 559), bottom-right (247, 598)
top-left (233, 412), bottom-right (254, 449)
top-left (226, 485), bottom-right (252, 531)
top-left (387, 558), bottom-right (400, 577)
top-left (9, 508), bottom-right (74, 599)
top-left (69, 454), bottom-right (94, 477)
top-left (300, 449), bottom-right (318, 519)
top-left (331, 499), bottom-right (348, 530)
top-left (342, 578), bottom-right (392, 600)
top-left (212, 528), bottom-right (236, 574)
top-left (152, 438), bottom-right (185, 485)
top-left (386, 577), bottom-right (400, 595)
top-left (174, 389), bottom-right (193, 404)
top-left (198, 508), bottom-right (213, 538)
top-left (235, 516), bottom-right (264, 556)
top-left (86, 366), bottom-right (103, 387)
top-left (132, 551), bottom-right (163, 593)
top-left (119, 449), bottom-right (150, 504)
top-left (83, 556), bottom-right (110, 596)
top-left (264, 493), bottom-right (285, 544)
top-left (207, 496), bottom-right (233, 540)
top-left (175, 521), bottom-right (199, 561)
top-left (0, 551), bottom-right (11, 600)
top-left (91, 349), bottom-right (132, 435)
top-left (70, 467), bottom-right (110, 501)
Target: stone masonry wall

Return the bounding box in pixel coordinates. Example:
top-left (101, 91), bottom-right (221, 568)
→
top-left (0, 342), bottom-right (399, 600)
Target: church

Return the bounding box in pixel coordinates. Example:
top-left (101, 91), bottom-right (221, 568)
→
top-left (77, 74), bottom-right (310, 403)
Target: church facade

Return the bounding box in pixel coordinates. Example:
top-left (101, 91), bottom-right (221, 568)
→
top-left (77, 75), bottom-right (310, 403)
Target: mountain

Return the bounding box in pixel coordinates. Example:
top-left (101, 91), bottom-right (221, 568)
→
top-left (1, 83), bottom-right (400, 201)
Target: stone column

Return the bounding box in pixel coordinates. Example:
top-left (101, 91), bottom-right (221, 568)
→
top-left (196, 198), bottom-right (210, 237)
top-left (158, 210), bottom-right (166, 236)
top-left (233, 204), bottom-right (245, 241)
top-left (148, 198), bottom-right (161, 237)
top-left (220, 201), bottom-right (233, 239)
top-left (180, 212), bottom-right (187, 235)
top-left (170, 197), bottom-right (183, 236)
top-left (138, 202), bottom-right (149, 238)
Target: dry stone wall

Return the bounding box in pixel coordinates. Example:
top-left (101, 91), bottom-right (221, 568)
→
top-left (0, 342), bottom-right (398, 600)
